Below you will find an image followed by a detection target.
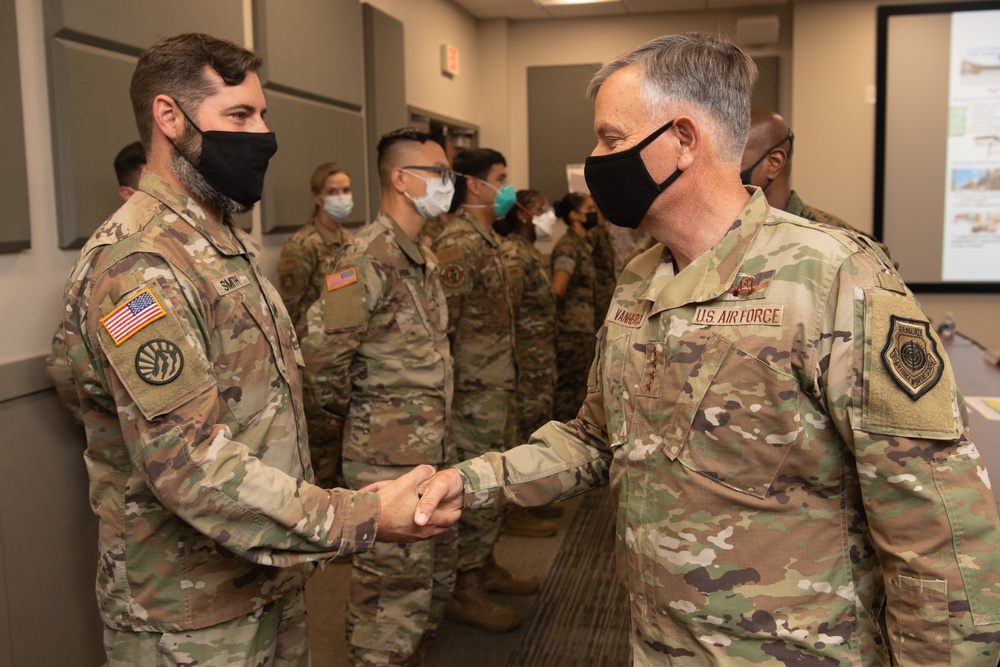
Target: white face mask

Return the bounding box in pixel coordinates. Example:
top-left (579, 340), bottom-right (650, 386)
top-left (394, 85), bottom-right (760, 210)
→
top-left (323, 194), bottom-right (353, 221)
top-left (404, 171), bottom-right (455, 220)
top-left (532, 209), bottom-right (558, 240)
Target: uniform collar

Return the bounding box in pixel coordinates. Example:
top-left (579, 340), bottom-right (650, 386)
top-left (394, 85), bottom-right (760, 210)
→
top-left (310, 214), bottom-right (345, 246)
top-left (375, 212), bottom-right (429, 267)
top-left (138, 171), bottom-right (248, 258)
top-left (635, 187), bottom-right (769, 315)
top-left (784, 190), bottom-right (805, 218)
top-left (457, 208), bottom-right (501, 248)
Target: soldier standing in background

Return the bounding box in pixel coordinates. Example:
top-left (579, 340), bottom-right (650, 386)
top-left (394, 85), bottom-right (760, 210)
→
top-left (587, 207), bottom-right (618, 327)
top-left (416, 32), bottom-right (1000, 666)
top-left (495, 189), bottom-right (563, 533)
top-left (551, 192), bottom-right (599, 422)
top-left (301, 128), bottom-right (457, 667)
top-left (276, 162), bottom-right (354, 333)
top-left (277, 162), bottom-right (354, 488)
top-left (432, 148), bottom-right (540, 633)
top-left (740, 107), bottom-right (895, 264)
top-left (60, 33), bottom-right (453, 667)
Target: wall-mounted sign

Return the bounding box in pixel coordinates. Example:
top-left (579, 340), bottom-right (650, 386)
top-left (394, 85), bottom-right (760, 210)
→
top-left (441, 43), bottom-right (459, 77)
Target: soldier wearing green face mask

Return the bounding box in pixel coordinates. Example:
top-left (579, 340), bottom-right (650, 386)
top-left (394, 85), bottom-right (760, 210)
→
top-left (432, 148), bottom-right (540, 633)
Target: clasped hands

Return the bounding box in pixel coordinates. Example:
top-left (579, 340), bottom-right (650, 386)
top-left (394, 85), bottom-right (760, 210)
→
top-left (362, 465), bottom-right (466, 542)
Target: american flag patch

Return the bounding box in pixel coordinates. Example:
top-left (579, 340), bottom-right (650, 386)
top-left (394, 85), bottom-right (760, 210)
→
top-left (101, 288), bottom-right (166, 345)
top-left (326, 268), bottom-right (358, 291)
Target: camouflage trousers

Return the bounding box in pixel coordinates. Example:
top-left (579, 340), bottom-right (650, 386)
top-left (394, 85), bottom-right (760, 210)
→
top-left (451, 389), bottom-right (518, 572)
top-left (343, 462), bottom-right (458, 666)
top-left (554, 331), bottom-right (596, 422)
top-left (517, 364), bottom-right (555, 438)
top-left (103, 586), bottom-right (309, 666)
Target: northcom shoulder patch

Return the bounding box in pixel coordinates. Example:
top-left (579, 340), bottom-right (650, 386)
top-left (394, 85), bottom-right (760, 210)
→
top-left (880, 315), bottom-right (943, 400)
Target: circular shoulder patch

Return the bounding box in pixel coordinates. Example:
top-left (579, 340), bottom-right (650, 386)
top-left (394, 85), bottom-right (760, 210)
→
top-left (441, 263), bottom-right (466, 288)
top-left (135, 339), bottom-right (185, 385)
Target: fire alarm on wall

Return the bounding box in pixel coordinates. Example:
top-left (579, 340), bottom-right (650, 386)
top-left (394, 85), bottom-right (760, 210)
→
top-left (441, 44), bottom-right (460, 77)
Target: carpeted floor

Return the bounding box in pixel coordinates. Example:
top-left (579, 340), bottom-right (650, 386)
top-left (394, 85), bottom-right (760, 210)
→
top-left (503, 491), bottom-right (630, 667)
top-left (306, 491), bottom-right (630, 666)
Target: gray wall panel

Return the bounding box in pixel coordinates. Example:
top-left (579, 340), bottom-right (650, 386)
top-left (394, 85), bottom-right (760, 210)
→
top-left (0, 0), bottom-right (31, 254)
top-left (260, 91), bottom-right (366, 233)
top-left (0, 391), bottom-right (101, 666)
top-left (527, 64), bottom-right (601, 204)
top-left (255, 0), bottom-right (364, 108)
top-left (44, 0), bottom-right (244, 52)
top-left (364, 4), bottom-right (407, 220)
top-left (49, 39), bottom-right (138, 248)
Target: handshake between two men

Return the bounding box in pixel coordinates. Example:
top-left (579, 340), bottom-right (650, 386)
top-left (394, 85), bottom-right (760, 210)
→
top-left (367, 465), bottom-right (467, 543)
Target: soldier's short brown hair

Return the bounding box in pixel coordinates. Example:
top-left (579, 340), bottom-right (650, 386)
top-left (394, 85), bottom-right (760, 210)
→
top-left (130, 33), bottom-right (262, 152)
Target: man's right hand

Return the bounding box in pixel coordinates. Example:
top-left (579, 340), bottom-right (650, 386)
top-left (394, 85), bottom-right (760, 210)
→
top-left (414, 468), bottom-right (465, 527)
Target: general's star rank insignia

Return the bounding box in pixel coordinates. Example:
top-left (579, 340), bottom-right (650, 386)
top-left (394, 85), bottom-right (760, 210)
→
top-left (880, 315), bottom-right (943, 400)
top-left (135, 339), bottom-right (185, 385)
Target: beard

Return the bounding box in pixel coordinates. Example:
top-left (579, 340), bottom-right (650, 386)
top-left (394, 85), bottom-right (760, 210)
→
top-left (170, 125), bottom-right (251, 216)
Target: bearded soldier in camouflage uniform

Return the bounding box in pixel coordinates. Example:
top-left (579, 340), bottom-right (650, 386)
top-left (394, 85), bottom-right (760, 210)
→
top-left (432, 148), bottom-right (540, 633)
top-left (301, 128), bottom-right (458, 667)
top-left (59, 34), bottom-right (451, 667)
top-left (416, 33), bottom-right (1000, 666)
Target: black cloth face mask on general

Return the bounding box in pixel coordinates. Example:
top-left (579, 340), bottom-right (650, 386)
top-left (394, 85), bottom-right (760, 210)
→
top-left (171, 101), bottom-right (278, 207)
top-left (584, 119), bottom-right (683, 229)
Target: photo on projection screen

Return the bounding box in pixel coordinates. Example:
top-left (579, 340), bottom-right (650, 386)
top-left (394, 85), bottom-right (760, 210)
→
top-left (874, 1), bottom-right (1000, 292)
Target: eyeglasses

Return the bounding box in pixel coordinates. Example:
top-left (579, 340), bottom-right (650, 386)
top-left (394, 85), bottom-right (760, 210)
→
top-left (402, 166), bottom-right (456, 186)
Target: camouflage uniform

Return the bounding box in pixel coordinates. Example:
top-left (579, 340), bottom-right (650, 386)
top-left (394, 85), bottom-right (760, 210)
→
top-left (785, 189), bottom-right (895, 265)
top-left (587, 222), bottom-right (617, 326)
top-left (46, 322), bottom-right (83, 423)
top-left (551, 231), bottom-right (597, 422)
top-left (433, 209), bottom-right (518, 571)
top-left (300, 212), bottom-right (457, 665)
top-left (276, 214), bottom-right (351, 331)
top-left (455, 189), bottom-right (1000, 666)
top-left (500, 233), bottom-right (556, 437)
top-left (61, 172), bottom-right (379, 661)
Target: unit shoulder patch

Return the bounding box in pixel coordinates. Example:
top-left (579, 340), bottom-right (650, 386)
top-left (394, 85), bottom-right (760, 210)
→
top-left (135, 339), bottom-right (185, 385)
top-left (440, 262), bottom-right (466, 288)
top-left (880, 315), bottom-right (943, 400)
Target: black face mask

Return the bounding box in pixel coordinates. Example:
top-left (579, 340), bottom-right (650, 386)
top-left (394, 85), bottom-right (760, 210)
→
top-left (172, 103), bottom-right (277, 207)
top-left (584, 119), bottom-right (683, 229)
top-left (583, 211), bottom-right (599, 230)
top-left (739, 129), bottom-right (793, 191)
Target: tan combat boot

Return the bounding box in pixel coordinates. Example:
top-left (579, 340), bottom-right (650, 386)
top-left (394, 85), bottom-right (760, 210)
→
top-left (528, 504), bottom-right (564, 519)
top-left (445, 569), bottom-right (523, 633)
top-left (482, 553), bottom-right (540, 596)
top-left (503, 506), bottom-right (558, 537)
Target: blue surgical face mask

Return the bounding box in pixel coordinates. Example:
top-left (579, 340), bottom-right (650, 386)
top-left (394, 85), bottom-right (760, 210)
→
top-left (323, 194), bottom-right (353, 221)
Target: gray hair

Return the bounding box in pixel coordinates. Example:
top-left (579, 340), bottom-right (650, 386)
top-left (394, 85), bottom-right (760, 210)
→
top-left (588, 33), bottom-right (757, 163)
